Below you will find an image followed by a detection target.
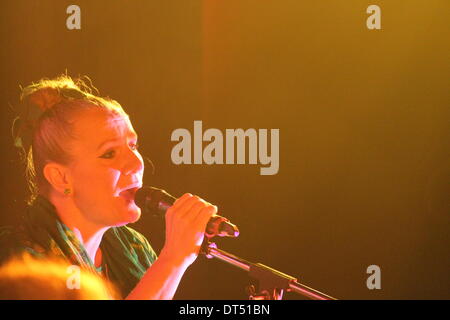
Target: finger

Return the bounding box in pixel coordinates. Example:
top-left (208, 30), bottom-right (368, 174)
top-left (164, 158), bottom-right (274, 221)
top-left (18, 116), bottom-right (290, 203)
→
top-left (211, 205), bottom-right (218, 218)
top-left (165, 194), bottom-right (192, 240)
top-left (166, 193), bottom-right (190, 226)
top-left (194, 204), bottom-right (217, 228)
top-left (179, 197), bottom-right (209, 221)
top-left (168, 195), bottom-right (204, 223)
top-left (192, 205), bottom-right (217, 245)
top-left (171, 193), bottom-right (193, 211)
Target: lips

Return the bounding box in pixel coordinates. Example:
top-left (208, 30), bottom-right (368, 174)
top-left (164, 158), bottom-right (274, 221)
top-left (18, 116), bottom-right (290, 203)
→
top-left (119, 188), bottom-right (136, 200)
top-left (117, 184), bottom-right (141, 202)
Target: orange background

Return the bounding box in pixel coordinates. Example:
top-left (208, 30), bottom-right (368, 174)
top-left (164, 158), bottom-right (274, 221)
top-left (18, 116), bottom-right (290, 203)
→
top-left (0, 1), bottom-right (448, 299)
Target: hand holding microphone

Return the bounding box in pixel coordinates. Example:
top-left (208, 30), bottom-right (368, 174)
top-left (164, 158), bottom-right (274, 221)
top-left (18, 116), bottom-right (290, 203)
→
top-left (135, 187), bottom-right (239, 267)
top-left (135, 187), bottom-right (239, 238)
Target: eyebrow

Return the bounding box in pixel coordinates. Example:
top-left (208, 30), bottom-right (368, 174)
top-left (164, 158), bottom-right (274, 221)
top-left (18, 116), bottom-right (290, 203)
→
top-left (96, 138), bottom-right (119, 151)
top-left (96, 132), bottom-right (138, 151)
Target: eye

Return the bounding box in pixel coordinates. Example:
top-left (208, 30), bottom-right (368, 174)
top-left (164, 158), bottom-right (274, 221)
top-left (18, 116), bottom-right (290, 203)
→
top-left (130, 142), bottom-right (139, 151)
top-left (100, 149), bottom-right (116, 159)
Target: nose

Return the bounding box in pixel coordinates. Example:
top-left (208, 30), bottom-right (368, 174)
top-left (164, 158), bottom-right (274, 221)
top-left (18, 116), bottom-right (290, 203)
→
top-left (122, 147), bottom-right (144, 176)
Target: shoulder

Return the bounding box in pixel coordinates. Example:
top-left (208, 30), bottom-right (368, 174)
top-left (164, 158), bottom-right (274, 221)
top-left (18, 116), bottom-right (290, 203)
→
top-left (0, 226), bottom-right (44, 264)
top-left (0, 226), bottom-right (18, 253)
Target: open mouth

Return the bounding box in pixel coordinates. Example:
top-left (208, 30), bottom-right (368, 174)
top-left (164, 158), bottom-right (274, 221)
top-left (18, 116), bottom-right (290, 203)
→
top-left (118, 187), bottom-right (139, 202)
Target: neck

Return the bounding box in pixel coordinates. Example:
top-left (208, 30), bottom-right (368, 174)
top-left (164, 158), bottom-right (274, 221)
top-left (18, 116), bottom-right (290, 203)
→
top-left (48, 193), bottom-right (109, 267)
top-left (72, 226), bottom-right (107, 268)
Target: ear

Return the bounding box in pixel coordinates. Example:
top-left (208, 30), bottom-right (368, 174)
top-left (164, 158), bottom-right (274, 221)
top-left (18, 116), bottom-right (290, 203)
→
top-left (43, 162), bottom-right (72, 195)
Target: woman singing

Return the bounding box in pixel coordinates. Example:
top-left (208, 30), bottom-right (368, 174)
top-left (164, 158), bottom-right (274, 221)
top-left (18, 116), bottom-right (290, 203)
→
top-left (0, 75), bottom-right (217, 299)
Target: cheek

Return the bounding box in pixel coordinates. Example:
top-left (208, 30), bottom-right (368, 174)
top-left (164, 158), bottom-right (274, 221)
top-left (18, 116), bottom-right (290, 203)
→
top-left (72, 163), bottom-right (121, 196)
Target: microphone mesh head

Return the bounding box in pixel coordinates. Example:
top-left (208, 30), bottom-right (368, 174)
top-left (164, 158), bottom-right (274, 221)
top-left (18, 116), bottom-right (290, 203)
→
top-left (134, 186), bottom-right (176, 216)
top-left (134, 186), bottom-right (152, 210)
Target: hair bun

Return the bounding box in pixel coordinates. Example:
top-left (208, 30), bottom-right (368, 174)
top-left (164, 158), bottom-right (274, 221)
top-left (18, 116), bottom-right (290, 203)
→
top-left (27, 88), bottom-right (63, 111)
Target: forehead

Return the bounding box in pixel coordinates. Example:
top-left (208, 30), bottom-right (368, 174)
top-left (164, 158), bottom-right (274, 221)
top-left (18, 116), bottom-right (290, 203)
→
top-left (72, 108), bottom-right (136, 148)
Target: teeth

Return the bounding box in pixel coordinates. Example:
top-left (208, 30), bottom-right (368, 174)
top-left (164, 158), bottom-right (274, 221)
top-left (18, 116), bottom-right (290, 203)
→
top-left (118, 186), bottom-right (138, 197)
top-left (124, 188), bottom-right (136, 196)
top-left (119, 189), bottom-right (130, 196)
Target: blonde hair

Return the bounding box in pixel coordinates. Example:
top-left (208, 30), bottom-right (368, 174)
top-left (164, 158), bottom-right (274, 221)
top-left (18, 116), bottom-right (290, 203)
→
top-left (0, 254), bottom-right (119, 300)
top-left (14, 74), bottom-right (127, 203)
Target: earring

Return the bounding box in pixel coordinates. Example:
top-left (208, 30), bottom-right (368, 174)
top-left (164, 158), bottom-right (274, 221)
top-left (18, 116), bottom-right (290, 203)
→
top-left (64, 188), bottom-right (71, 195)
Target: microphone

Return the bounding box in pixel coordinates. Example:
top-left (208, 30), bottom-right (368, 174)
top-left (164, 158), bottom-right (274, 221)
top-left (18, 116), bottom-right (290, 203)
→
top-left (135, 186), bottom-right (239, 238)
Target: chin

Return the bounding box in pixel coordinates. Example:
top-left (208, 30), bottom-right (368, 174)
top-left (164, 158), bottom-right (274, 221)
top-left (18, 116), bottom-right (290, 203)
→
top-left (114, 206), bottom-right (141, 227)
top-left (127, 207), bottom-right (141, 224)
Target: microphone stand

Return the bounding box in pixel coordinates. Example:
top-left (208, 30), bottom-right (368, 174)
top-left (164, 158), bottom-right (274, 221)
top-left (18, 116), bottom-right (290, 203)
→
top-left (200, 240), bottom-right (337, 300)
